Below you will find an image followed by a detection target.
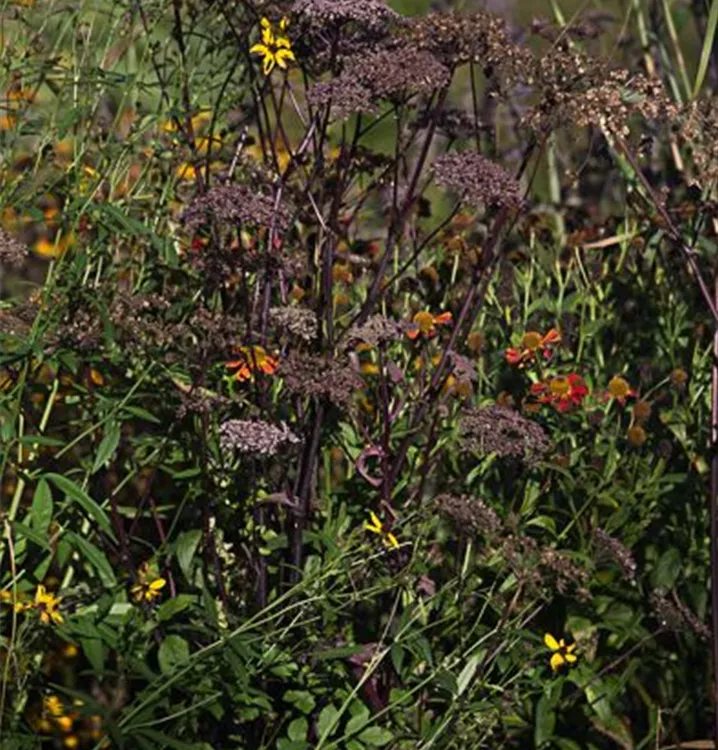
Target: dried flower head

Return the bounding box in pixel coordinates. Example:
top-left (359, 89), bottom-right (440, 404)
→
top-left (293, 0), bottom-right (398, 28)
top-left (219, 419), bottom-right (300, 456)
top-left (650, 590), bottom-right (710, 640)
top-left (269, 306), bottom-right (318, 342)
top-left (182, 184), bottom-right (293, 234)
top-left (433, 151), bottom-right (522, 211)
top-left (593, 528), bottom-right (637, 582)
top-left (0, 226), bottom-right (27, 268)
top-left (280, 352), bottom-right (362, 408)
top-left (436, 493), bottom-right (502, 537)
top-left (459, 405), bottom-right (551, 465)
top-left (343, 314), bottom-right (401, 349)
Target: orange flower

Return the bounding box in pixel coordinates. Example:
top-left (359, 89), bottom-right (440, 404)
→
top-left (505, 329), bottom-right (560, 367)
top-left (407, 310), bottom-right (453, 340)
top-left (530, 373), bottom-right (588, 413)
top-left (606, 375), bottom-right (636, 406)
top-left (227, 346), bottom-right (279, 382)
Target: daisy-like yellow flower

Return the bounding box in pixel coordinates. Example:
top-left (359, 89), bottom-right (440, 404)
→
top-left (43, 694), bottom-right (64, 717)
top-left (34, 585), bottom-right (64, 625)
top-left (364, 511), bottom-right (400, 550)
top-left (250, 17), bottom-right (295, 76)
top-left (131, 563), bottom-right (167, 603)
top-left (544, 632), bottom-right (578, 672)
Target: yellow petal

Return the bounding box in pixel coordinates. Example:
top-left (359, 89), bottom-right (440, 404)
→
top-left (260, 17), bottom-right (270, 28)
top-left (565, 642), bottom-right (577, 654)
top-left (280, 16), bottom-right (289, 30)
top-left (385, 533), bottom-right (400, 549)
top-left (275, 48), bottom-right (295, 69)
top-left (543, 633), bottom-right (560, 652)
top-left (368, 511), bottom-right (382, 530)
top-left (250, 43), bottom-right (270, 56)
top-left (564, 652), bottom-right (577, 664)
top-left (550, 652), bottom-right (565, 672)
top-left (149, 578), bottom-right (166, 591)
top-left (263, 55), bottom-right (275, 75)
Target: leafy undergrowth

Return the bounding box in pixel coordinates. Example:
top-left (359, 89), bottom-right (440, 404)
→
top-left (0, 0), bottom-right (717, 748)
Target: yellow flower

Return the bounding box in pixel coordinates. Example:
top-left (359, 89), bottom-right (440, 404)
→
top-left (131, 563), bottom-right (167, 603)
top-left (364, 511), bottom-right (400, 550)
top-left (44, 694), bottom-right (64, 717)
top-left (544, 632), bottom-right (577, 672)
top-left (250, 17), bottom-right (295, 75)
top-left (34, 585), bottom-right (64, 625)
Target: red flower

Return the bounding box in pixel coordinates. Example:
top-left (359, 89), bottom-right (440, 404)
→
top-left (226, 346), bottom-right (279, 382)
top-left (530, 373), bottom-right (588, 412)
top-left (505, 329), bottom-right (560, 367)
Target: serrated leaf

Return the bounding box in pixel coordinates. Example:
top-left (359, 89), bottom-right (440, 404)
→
top-left (357, 726), bottom-right (393, 746)
top-left (158, 634), bottom-right (190, 674)
top-left (288, 717), bottom-right (308, 742)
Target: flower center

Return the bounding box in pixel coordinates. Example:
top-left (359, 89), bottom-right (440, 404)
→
top-left (521, 331), bottom-right (542, 350)
top-left (608, 376), bottom-right (630, 398)
top-left (549, 376), bottom-right (570, 396)
top-left (414, 311), bottom-right (435, 333)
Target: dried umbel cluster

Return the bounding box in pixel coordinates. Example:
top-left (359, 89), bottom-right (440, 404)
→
top-left (405, 11), bottom-right (532, 78)
top-left (650, 590), bottom-right (710, 640)
top-left (593, 528), bottom-right (637, 582)
top-left (0, 227), bottom-right (27, 269)
top-left (436, 493), bottom-right (502, 537)
top-left (524, 47), bottom-right (677, 137)
top-left (343, 315), bottom-right (401, 349)
top-left (310, 42), bottom-right (450, 119)
top-left (459, 405), bottom-right (551, 465)
top-left (433, 152), bottom-right (523, 211)
top-left (292, 0), bottom-right (398, 29)
top-left (182, 184), bottom-right (293, 235)
top-left (219, 419), bottom-right (300, 456)
top-left (280, 352), bottom-right (362, 409)
top-left (679, 98), bottom-right (718, 186)
top-left (269, 306), bottom-right (318, 342)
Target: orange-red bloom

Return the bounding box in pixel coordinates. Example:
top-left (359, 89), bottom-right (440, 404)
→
top-left (407, 310), bottom-right (452, 340)
top-left (226, 346), bottom-right (279, 382)
top-left (505, 329), bottom-right (560, 367)
top-left (530, 373), bottom-right (588, 412)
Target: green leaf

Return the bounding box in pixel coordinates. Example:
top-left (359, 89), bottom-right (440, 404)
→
top-left (157, 594), bottom-right (196, 622)
top-left (91, 420), bottom-right (121, 474)
top-left (158, 634), bottom-right (190, 674)
top-left (357, 726), bottom-right (393, 746)
top-left (534, 693), bottom-right (556, 748)
top-left (66, 532), bottom-right (117, 586)
top-left (80, 638), bottom-right (105, 674)
top-left (317, 705), bottom-right (340, 740)
top-left (288, 717), bottom-right (308, 742)
top-left (651, 547), bottom-right (682, 589)
top-left (694, 0), bottom-right (718, 98)
top-left (283, 690), bottom-right (316, 715)
top-left (456, 653), bottom-right (480, 697)
top-left (346, 704), bottom-right (370, 736)
top-left (11, 521), bottom-right (51, 550)
top-left (44, 473), bottom-right (115, 540)
top-left (175, 529), bottom-right (202, 581)
top-left (30, 479), bottom-right (53, 535)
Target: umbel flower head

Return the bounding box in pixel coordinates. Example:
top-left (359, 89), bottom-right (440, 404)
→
top-left (544, 632), bottom-right (578, 672)
top-left (251, 17), bottom-right (295, 75)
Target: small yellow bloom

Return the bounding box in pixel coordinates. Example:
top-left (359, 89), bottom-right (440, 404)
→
top-left (34, 584), bottom-right (64, 625)
top-left (44, 694), bottom-right (64, 717)
top-left (131, 563), bottom-right (167, 603)
top-left (364, 511), bottom-right (400, 550)
top-left (250, 17), bottom-right (295, 75)
top-left (55, 715), bottom-right (73, 732)
top-left (544, 632), bottom-right (577, 672)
